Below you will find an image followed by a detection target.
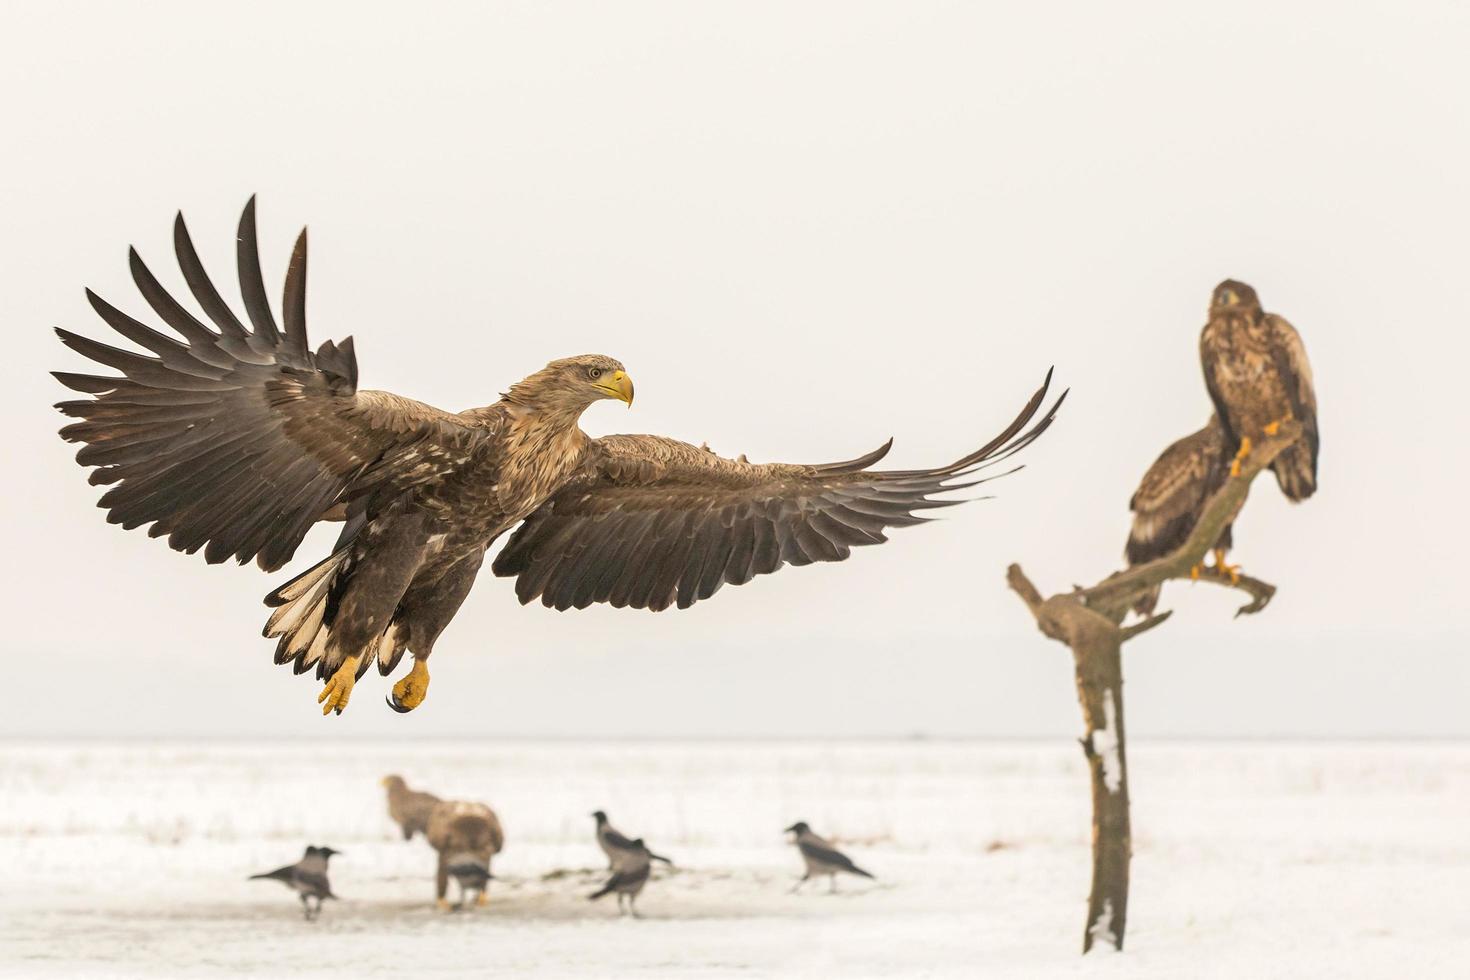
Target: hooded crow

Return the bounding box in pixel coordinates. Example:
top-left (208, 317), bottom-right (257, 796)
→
top-left (592, 810), bottom-right (672, 871)
top-left (589, 837), bottom-right (653, 917)
top-left (784, 822), bottom-right (874, 893)
top-left (249, 845), bottom-right (340, 919)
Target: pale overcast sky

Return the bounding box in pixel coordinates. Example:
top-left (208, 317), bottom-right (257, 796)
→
top-left (2, 1), bottom-right (1466, 738)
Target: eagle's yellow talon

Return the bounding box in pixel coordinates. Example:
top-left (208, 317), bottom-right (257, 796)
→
top-left (436, 898), bottom-right (452, 911)
top-left (476, 891), bottom-right (489, 907)
top-left (317, 656), bottom-right (361, 716)
top-left (1210, 547), bottom-right (1242, 585)
top-left (1229, 436), bottom-right (1252, 478)
top-left (1264, 420), bottom-right (1282, 436)
top-left (388, 659), bottom-right (430, 714)
top-left (1189, 563), bottom-right (1203, 581)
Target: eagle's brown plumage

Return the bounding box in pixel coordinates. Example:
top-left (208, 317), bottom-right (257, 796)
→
top-left (1200, 280), bottom-right (1319, 501)
top-left (54, 200), bottom-right (1065, 714)
top-left (425, 800), bottom-right (505, 908)
top-left (1125, 416), bottom-right (1239, 616)
top-left (382, 775), bottom-right (442, 841)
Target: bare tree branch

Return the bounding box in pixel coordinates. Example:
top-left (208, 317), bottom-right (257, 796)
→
top-left (1003, 419), bottom-right (1306, 954)
top-left (1119, 610), bottom-right (1172, 641)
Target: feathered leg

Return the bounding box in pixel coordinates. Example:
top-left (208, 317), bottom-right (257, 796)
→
top-left (386, 552), bottom-right (483, 714)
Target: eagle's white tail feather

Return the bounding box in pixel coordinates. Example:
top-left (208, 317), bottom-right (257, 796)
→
top-left (302, 624), bottom-right (332, 672)
top-left (265, 549), bottom-right (353, 672)
top-left (265, 580), bottom-right (328, 638)
top-left (272, 554), bottom-right (339, 605)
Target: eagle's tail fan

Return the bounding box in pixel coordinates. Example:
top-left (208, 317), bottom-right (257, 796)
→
top-left (1271, 443), bottom-right (1317, 502)
top-left (262, 547), bottom-right (411, 679)
top-left (263, 549), bottom-right (350, 677)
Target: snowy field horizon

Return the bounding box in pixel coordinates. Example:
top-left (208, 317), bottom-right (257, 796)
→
top-left (3, 738), bottom-right (1465, 978)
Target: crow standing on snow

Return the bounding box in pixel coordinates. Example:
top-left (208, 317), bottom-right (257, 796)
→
top-left (784, 822), bottom-right (875, 893)
top-left (589, 837), bottom-right (654, 917)
top-left (592, 810), bottom-right (673, 870)
top-left (249, 845), bottom-right (340, 919)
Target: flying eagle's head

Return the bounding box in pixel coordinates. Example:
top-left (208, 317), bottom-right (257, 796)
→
top-left (1210, 280), bottom-right (1261, 316)
top-left (505, 354), bottom-right (634, 415)
top-left (784, 821), bottom-right (810, 836)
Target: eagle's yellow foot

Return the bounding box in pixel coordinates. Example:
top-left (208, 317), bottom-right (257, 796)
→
top-left (1230, 436), bottom-right (1253, 477)
top-left (476, 891), bottom-right (489, 907)
top-left (436, 898), bottom-right (452, 912)
top-left (387, 659), bottom-right (430, 714)
top-left (1189, 563), bottom-right (1203, 581)
top-left (317, 656), bottom-right (361, 716)
top-left (1207, 549), bottom-right (1241, 585)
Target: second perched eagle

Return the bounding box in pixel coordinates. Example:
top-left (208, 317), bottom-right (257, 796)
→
top-left (1125, 415), bottom-right (1242, 615)
top-left (54, 200), bottom-right (1064, 715)
top-left (1200, 280), bottom-right (1319, 497)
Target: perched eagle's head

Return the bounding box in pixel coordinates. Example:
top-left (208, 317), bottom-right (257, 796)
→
top-left (506, 354), bottom-right (634, 413)
top-left (1210, 279), bottom-right (1261, 316)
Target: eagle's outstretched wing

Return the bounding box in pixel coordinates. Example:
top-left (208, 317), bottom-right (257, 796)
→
top-left (1125, 416), bottom-right (1235, 616)
top-left (55, 199), bottom-right (488, 572)
top-left (492, 373), bottom-right (1065, 611)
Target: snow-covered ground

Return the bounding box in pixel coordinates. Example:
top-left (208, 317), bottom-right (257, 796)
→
top-left (1, 740), bottom-right (1466, 978)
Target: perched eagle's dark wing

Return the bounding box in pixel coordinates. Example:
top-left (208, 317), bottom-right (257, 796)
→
top-left (493, 373), bottom-right (1065, 611)
top-left (1125, 417), bottom-right (1234, 616)
top-left (1126, 417), bottom-right (1230, 565)
top-left (1263, 314), bottom-right (1319, 501)
top-left (55, 199), bottom-right (487, 572)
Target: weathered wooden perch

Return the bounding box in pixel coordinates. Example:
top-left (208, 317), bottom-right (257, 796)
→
top-left (1006, 421), bottom-right (1301, 953)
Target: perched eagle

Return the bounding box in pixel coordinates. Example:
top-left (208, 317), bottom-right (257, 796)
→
top-left (1125, 415), bottom-right (1242, 616)
top-left (54, 200), bottom-right (1065, 715)
top-left (1200, 280), bottom-right (1319, 498)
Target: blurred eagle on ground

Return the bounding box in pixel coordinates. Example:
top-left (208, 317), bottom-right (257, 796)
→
top-left (426, 800), bottom-right (505, 910)
top-left (381, 775), bottom-right (441, 841)
top-left (1125, 415), bottom-right (1241, 616)
top-left (54, 199), bottom-right (1065, 715)
top-left (1200, 280), bottom-right (1319, 497)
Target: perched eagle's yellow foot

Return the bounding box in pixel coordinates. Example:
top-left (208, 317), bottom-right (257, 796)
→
top-left (476, 891), bottom-right (489, 907)
top-left (1230, 436), bottom-right (1253, 477)
top-left (317, 656), bottom-right (361, 716)
top-left (387, 659), bottom-right (430, 714)
top-left (436, 898), bottom-right (452, 912)
top-left (1189, 563), bottom-right (1203, 581)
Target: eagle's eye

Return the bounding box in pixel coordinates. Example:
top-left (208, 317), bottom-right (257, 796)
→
top-left (588, 367), bottom-right (603, 380)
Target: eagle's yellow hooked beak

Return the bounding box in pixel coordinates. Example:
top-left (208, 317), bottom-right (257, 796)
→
top-left (596, 370), bottom-right (635, 407)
